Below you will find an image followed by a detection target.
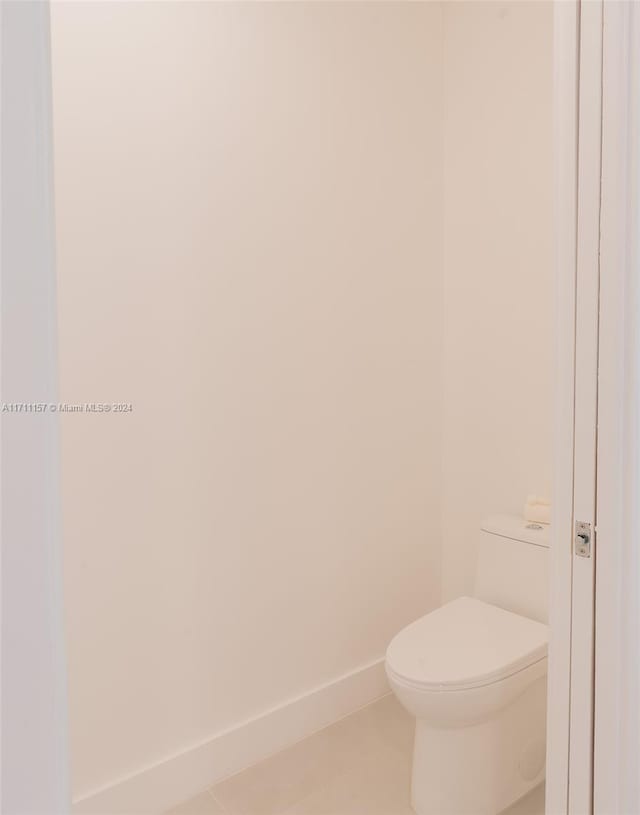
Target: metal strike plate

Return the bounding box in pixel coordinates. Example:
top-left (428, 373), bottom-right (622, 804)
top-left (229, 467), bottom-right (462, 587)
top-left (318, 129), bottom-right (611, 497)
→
top-left (575, 520), bottom-right (592, 558)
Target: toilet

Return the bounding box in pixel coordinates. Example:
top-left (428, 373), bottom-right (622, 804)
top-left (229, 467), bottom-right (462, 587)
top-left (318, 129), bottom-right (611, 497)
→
top-left (386, 515), bottom-right (550, 815)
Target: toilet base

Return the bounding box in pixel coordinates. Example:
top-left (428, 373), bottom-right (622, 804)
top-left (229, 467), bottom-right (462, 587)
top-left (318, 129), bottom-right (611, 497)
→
top-left (410, 676), bottom-right (547, 815)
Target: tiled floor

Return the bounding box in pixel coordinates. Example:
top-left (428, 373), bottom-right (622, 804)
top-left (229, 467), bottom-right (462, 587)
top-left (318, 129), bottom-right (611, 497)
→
top-left (166, 694), bottom-right (545, 815)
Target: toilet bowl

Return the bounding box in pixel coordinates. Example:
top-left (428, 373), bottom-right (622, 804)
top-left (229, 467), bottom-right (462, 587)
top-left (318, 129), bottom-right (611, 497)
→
top-left (386, 516), bottom-right (550, 815)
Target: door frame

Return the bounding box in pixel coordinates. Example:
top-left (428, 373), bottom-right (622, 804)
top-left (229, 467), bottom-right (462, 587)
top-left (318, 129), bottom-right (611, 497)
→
top-left (546, 0), bottom-right (579, 811)
top-left (1, 2), bottom-right (71, 812)
top-left (548, 2), bottom-right (640, 813)
top-left (594, 2), bottom-right (640, 812)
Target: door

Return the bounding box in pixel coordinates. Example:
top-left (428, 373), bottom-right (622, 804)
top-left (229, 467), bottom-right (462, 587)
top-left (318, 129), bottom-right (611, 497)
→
top-left (568, 1), bottom-right (603, 813)
top-left (547, 1), bottom-right (603, 813)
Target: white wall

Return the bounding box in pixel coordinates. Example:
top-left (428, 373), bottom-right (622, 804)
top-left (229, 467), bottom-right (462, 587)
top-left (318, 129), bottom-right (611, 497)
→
top-left (50, 2), bottom-right (444, 803)
top-left (52, 1), bottom-right (554, 803)
top-left (441, 1), bottom-right (554, 600)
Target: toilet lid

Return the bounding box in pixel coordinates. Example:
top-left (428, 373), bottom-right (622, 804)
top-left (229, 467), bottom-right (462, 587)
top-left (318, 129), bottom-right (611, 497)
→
top-left (386, 596), bottom-right (548, 691)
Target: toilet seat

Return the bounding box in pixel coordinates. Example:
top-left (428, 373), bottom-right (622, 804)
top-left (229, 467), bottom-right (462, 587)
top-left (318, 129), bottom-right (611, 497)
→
top-left (386, 596), bottom-right (548, 692)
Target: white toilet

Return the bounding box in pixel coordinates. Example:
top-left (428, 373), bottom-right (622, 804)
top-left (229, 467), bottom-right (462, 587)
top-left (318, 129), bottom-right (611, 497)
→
top-left (386, 515), bottom-right (550, 815)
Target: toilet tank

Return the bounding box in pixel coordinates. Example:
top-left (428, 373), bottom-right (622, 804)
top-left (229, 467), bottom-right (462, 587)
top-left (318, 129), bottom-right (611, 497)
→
top-left (473, 515), bottom-right (550, 623)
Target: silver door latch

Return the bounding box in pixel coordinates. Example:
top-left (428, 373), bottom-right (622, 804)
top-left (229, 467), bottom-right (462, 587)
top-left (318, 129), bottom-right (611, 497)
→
top-left (575, 521), bottom-right (592, 558)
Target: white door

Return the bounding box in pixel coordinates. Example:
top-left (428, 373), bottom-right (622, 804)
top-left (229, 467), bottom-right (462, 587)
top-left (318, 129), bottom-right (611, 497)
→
top-left (568, 1), bottom-right (603, 813)
top-left (547, 1), bottom-right (604, 813)
top-left (564, 2), bottom-right (640, 813)
top-left (554, 1), bottom-right (640, 812)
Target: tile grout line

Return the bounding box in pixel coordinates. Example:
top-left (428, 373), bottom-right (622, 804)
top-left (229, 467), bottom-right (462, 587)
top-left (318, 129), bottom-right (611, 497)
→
top-left (206, 786), bottom-right (230, 814)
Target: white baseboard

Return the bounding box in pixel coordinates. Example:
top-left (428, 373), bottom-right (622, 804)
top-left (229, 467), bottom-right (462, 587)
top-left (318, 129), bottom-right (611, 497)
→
top-left (72, 657), bottom-right (389, 815)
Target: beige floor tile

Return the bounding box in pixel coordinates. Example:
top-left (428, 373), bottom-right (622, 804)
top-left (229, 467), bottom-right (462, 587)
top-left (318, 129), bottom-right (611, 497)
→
top-left (281, 747), bottom-right (413, 815)
top-left (323, 693), bottom-right (414, 764)
top-left (501, 783), bottom-right (545, 815)
top-left (165, 790), bottom-right (227, 815)
top-left (212, 694), bottom-right (413, 815)
top-left (212, 725), bottom-right (349, 815)
top-left (171, 697), bottom-right (543, 815)
top-left (172, 694), bottom-right (544, 815)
